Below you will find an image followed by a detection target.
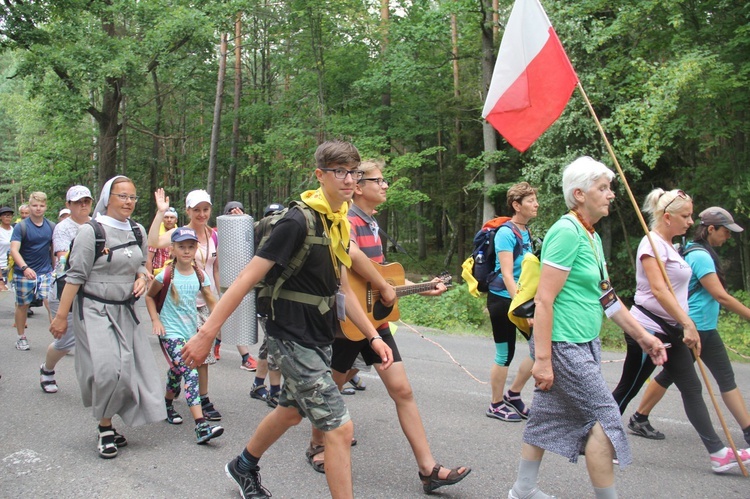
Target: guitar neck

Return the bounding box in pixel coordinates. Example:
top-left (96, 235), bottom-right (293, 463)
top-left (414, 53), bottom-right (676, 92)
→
top-left (372, 281), bottom-right (437, 299)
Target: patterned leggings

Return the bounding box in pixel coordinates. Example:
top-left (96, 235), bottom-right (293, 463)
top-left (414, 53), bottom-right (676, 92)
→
top-left (159, 337), bottom-right (200, 407)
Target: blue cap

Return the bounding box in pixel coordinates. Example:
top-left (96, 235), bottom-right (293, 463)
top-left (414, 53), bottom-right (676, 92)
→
top-left (171, 227), bottom-right (199, 243)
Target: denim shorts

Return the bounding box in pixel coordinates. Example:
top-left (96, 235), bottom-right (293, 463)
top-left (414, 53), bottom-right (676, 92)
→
top-left (14, 271), bottom-right (52, 306)
top-left (267, 336), bottom-right (350, 432)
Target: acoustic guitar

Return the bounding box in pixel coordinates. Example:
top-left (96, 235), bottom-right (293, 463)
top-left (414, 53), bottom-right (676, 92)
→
top-left (341, 261), bottom-right (452, 341)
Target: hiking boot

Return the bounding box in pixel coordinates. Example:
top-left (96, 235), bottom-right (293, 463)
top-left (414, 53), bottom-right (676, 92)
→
top-left (166, 405), bottom-right (183, 425)
top-left (202, 401), bottom-right (222, 421)
top-left (40, 364), bottom-right (58, 393)
top-left (16, 336), bottom-right (30, 351)
top-left (225, 457), bottom-right (271, 498)
top-left (241, 357), bottom-right (258, 372)
top-left (486, 403), bottom-right (522, 422)
top-left (628, 414), bottom-right (665, 440)
top-left (195, 421), bottom-right (224, 444)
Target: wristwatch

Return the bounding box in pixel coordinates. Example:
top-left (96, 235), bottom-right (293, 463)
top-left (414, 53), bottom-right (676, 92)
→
top-left (20, 265), bottom-right (28, 272)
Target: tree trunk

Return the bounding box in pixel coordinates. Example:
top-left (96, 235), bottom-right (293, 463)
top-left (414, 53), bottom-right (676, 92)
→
top-left (481, 0), bottom-right (498, 223)
top-left (451, 6), bottom-right (466, 269)
top-left (95, 77), bottom-right (123, 186)
top-left (149, 69), bottom-right (163, 222)
top-left (207, 33), bottom-right (228, 201)
top-left (229, 15), bottom-right (243, 202)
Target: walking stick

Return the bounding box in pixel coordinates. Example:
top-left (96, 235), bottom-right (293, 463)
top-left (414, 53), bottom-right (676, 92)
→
top-left (576, 81), bottom-right (748, 477)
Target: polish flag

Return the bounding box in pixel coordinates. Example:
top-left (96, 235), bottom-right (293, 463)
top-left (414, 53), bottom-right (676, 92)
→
top-left (482, 0), bottom-right (578, 153)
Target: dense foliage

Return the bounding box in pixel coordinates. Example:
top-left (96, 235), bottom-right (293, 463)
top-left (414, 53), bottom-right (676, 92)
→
top-left (1, 1), bottom-right (749, 314)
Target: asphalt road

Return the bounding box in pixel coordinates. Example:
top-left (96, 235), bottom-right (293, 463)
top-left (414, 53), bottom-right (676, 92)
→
top-left (1, 291), bottom-right (749, 498)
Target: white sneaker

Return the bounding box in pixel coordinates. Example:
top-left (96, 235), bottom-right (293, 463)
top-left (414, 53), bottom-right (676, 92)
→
top-left (16, 336), bottom-right (30, 351)
top-left (508, 486), bottom-right (557, 499)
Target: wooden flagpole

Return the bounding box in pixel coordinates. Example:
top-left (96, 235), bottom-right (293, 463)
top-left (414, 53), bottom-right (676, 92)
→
top-left (575, 81), bottom-right (748, 477)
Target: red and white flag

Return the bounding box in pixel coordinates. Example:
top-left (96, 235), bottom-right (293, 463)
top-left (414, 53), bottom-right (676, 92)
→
top-left (482, 0), bottom-right (578, 152)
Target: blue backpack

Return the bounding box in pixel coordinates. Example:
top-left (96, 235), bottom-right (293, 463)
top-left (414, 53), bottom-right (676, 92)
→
top-left (470, 217), bottom-right (524, 293)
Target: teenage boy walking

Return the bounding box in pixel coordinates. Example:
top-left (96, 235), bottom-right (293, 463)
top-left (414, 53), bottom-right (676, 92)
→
top-left (10, 192), bottom-right (55, 351)
top-left (181, 141), bottom-right (393, 499)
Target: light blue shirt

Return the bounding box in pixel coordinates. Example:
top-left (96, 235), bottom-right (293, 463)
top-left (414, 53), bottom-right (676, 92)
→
top-left (156, 267), bottom-right (211, 340)
top-left (684, 243), bottom-right (719, 331)
top-left (489, 224), bottom-right (532, 298)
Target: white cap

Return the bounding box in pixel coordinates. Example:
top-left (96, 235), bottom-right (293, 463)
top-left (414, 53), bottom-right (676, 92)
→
top-left (186, 190), bottom-right (212, 208)
top-left (58, 208), bottom-right (71, 218)
top-left (66, 185), bottom-right (93, 202)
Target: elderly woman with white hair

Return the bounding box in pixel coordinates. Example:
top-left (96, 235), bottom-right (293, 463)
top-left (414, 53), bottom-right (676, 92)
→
top-left (507, 157), bottom-right (667, 499)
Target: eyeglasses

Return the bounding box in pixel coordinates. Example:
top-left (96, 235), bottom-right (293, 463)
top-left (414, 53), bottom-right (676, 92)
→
top-left (359, 177), bottom-right (389, 186)
top-left (110, 193), bottom-right (139, 202)
top-left (661, 189), bottom-right (687, 213)
top-left (319, 168), bottom-right (365, 180)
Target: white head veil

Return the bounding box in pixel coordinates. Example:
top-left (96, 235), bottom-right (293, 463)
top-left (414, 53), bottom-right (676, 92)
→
top-left (93, 175), bottom-right (127, 218)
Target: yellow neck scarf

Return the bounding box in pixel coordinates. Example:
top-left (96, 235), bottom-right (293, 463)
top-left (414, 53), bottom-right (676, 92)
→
top-left (301, 188), bottom-right (352, 268)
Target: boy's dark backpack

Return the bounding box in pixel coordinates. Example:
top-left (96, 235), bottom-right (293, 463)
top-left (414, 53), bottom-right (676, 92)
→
top-left (154, 263), bottom-right (205, 314)
top-left (471, 217), bottom-right (523, 293)
top-left (252, 200), bottom-right (331, 319)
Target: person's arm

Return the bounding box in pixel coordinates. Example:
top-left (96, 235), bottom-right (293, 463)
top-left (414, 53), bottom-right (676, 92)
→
top-left (530, 264), bottom-right (568, 391)
top-left (610, 303), bottom-right (667, 365)
top-left (144, 280), bottom-right (165, 336)
top-left (181, 256), bottom-right (275, 366)
top-left (700, 273), bottom-right (750, 321)
top-left (340, 265), bottom-right (393, 370)
top-left (145, 248), bottom-right (156, 274)
top-left (147, 188), bottom-right (174, 248)
top-left (641, 255), bottom-right (700, 354)
top-left (498, 251), bottom-right (517, 297)
top-left (49, 282), bottom-right (81, 338)
top-left (10, 240), bottom-right (36, 280)
top-left (404, 277), bottom-right (447, 297)
top-left (348, 242), bottom-right (396, 306)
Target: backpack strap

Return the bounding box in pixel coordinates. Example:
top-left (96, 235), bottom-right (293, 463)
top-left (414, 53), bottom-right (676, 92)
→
top-left (500, 221), bottom-right (526, 261)
top-left (156, 264), bottom-right (173, 314)
top-left (257, 201), bottom-right (333, 319)
top-left (681, 244), bottom-right (709, 297)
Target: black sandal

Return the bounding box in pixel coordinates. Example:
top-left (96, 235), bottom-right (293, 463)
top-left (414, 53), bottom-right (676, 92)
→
top-left (305, 442), bottom-right (326, 474)
top-left (418, 464), bottom-right (471, 493)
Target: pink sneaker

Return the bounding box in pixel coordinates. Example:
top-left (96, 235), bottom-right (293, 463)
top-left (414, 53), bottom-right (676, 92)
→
top-left (711, 447), bottom-right (750, 473)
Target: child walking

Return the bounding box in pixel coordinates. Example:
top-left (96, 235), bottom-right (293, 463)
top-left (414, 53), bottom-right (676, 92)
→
top-left (145, 227), bottom-right (223, 444)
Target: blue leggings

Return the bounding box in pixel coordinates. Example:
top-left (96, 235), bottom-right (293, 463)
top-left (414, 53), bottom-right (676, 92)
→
top-left (159, 337), bottom-right (201, 407)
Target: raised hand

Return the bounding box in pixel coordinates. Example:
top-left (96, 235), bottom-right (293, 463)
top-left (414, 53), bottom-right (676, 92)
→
top-left (154, 188), bottom-right (170, 213)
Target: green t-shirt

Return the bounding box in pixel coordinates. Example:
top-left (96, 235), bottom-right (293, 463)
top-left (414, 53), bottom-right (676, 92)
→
top-left (541, 214), bottom-right (607, 343)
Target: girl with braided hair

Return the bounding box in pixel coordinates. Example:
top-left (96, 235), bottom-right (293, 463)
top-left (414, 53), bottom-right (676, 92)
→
top-left (145, 227), bottom-right (223, 445)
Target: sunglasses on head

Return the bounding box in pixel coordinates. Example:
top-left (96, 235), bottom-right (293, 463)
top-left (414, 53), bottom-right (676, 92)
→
top-left (662, 189), bottom-right (687, 213)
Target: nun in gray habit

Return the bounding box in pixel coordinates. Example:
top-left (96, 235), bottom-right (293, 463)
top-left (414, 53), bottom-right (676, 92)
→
top-left (50, 176), bottom-right (165, 459)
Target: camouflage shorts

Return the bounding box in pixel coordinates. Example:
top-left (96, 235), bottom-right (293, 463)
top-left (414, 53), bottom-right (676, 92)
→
top-left (267, 336), bottom-right (350, 432)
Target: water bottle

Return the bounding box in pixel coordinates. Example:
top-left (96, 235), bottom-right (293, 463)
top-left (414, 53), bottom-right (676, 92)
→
top-left (475, 250), bottom-right (485, 264)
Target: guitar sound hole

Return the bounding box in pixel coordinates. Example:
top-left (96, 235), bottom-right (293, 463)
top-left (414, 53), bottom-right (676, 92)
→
top-left (372, 302), bottom-right (393, 321)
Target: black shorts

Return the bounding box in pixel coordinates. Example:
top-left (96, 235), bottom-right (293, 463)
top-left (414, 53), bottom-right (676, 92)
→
top-left (330, 327), bottom-right (402, 373)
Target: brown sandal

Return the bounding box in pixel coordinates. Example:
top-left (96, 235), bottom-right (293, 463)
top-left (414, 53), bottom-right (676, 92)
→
top-left (305, 442), bottom-right (326, 474)
top-left (418, 463), bottom-right (471, 493)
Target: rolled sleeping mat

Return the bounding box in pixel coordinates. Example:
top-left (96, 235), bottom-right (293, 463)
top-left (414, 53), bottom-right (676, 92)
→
top-left (217, 213), bottom-right (257, 345)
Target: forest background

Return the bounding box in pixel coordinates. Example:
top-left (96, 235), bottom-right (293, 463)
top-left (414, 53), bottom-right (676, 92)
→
top-left (1, 0), bottom-right (748, 355)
